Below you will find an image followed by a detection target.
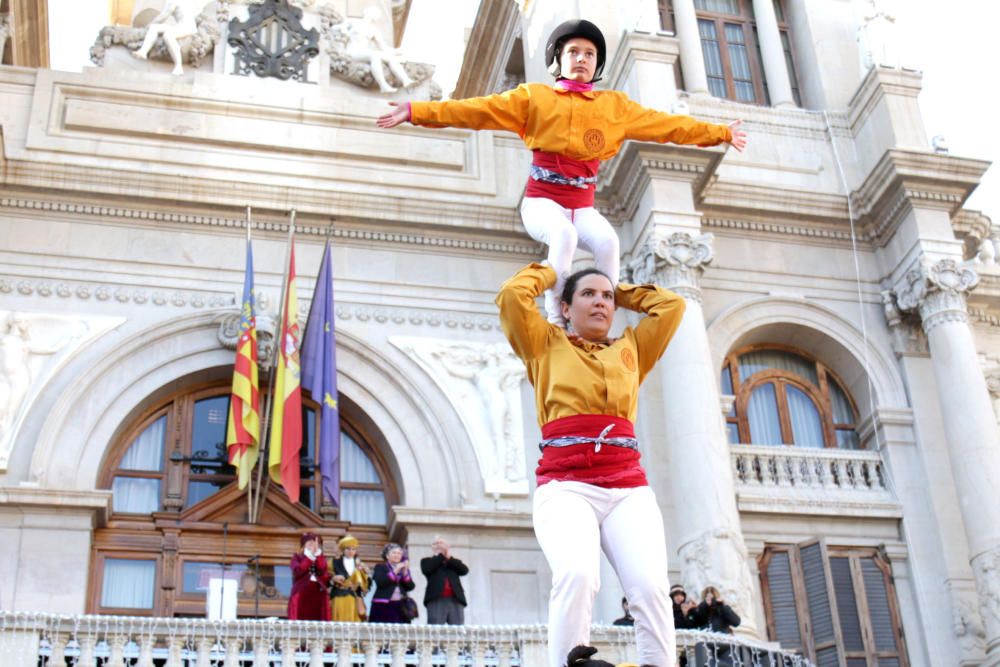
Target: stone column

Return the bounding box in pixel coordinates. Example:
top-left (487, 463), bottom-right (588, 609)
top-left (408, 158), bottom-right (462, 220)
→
top-left (750, 0), bottom-right (795, 107)
top-left (893, 257), bottom-right (1000, 660)
top-left (625, 231), bottom-right (758, 638)
top-left (671, 0), bottom-right (710, 95)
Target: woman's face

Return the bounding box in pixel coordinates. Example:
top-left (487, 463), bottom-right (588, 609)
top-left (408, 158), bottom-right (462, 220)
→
top-left (303, 539), bottom-right (318, 553)
top-left (343, 547), bottom-right (357, 558)
top-left (386, 547), bottom-right (403, 564)
top-left (559, 37), bottom-right (597, 83)
top-left (561, 273), bottom-right (615, 341)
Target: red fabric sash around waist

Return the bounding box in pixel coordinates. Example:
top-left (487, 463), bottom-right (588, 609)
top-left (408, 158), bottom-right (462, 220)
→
top-left (524, 151), bottom-right (600, 210)
top-left (536, 415), bottom-right (647, 489)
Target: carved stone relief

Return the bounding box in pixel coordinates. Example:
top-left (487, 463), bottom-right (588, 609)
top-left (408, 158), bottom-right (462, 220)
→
top-left (91, 1), bottom-right (221, 70)
top-left (887, 257), bottom-right (979, 335)
top-left (0, 311), bottom-right (125, 472)
top-left (678, 527), bottom-right (757, 635)
top-left (324, 6), bottom-right (440, 98)
top-left (390, 336), bottom-right (528, 496)
top-left (623, 232), bottom-right (714, 302)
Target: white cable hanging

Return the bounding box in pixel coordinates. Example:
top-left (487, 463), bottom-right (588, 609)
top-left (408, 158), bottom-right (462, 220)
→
top-left (821, 109), bottom-right (898, 498)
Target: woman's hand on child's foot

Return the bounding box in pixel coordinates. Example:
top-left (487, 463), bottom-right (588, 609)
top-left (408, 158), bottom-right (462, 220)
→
top-left (727, 119), bottom-right (747, 152)
top-left (376, 101), bottom-right (410, 128)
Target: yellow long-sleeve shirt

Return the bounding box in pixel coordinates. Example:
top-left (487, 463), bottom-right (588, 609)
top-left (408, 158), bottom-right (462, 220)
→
top-left (410, 82), bottom-right (732, 161)
top-left (495, 263), bottom-right (686, 427)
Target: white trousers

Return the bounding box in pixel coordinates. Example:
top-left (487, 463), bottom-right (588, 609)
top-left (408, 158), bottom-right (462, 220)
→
top-left (533, 481), bottom-right (676, 667)
top-left (520, 197), bottom-right (621, 323)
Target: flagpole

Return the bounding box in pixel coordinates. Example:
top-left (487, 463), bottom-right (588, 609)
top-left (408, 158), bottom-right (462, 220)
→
top-left (252, 209), bottom-right (296, 523)
top-left (245, 205), bottom-right (254, 523)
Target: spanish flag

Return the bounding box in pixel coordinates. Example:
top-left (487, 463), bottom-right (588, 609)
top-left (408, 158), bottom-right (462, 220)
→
top-left (268, 235), bottom-right (303, 502)
top-left (226, 239), bottom-right (260, 489)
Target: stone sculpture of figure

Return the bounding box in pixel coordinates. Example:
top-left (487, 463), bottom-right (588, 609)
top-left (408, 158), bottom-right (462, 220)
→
top-left (330, 7), bottom-right (414, 93)
top-left (0, 12), bottom-right (11, 63)
top-left (857, 0), bottom-right (898, 72)
top-left (0, 313), bottom-right (73, 440)
top-left (432, 343), bottom-right (526, 483)
top-left (132, 0), bottom-right (199, 75)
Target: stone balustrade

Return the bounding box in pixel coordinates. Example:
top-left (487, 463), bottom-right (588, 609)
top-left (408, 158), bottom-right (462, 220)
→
top-left (730, 445), bottom-right (900, 516)
top-left (0, 611), bottom-right (811, 666)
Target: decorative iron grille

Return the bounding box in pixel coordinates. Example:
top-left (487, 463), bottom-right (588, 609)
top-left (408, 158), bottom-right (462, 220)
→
top-left (228, 0), bottom-right (320, 81)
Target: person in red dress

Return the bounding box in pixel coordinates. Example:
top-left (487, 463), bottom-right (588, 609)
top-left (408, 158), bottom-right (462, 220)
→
top-left (287, 532), bottom-right (332, 621)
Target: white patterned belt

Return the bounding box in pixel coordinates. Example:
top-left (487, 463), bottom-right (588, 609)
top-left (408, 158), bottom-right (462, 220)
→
top-left (529, 164), bottom-right (598, 189)
top-left (539, 423), bottom-right (638, 453)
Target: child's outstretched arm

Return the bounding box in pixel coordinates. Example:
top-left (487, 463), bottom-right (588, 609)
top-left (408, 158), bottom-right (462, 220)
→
top-left (619, 94), bottom-right (748, 152)
top-left (374, 85), bottom-right (532, 136)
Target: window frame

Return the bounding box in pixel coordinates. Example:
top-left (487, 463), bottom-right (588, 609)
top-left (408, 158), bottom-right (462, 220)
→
top-left (724, 344), bottom-right (862, 449)
top-left (759, 542), bottom-right (909, 666)
top-left (659, 0), bottom-right (802, 106)
top-left (90, 551), bottom-right (163, 617)
top-left (92, 380), bottom-right (395, 617)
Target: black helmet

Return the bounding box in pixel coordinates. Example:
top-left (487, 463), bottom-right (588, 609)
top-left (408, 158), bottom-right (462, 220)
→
top-left (545, 19), bottom-right (607, 81)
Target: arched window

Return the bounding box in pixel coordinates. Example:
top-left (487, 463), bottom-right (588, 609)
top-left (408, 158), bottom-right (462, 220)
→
top-left (722, 346), bottom-right (861, 448)
top-left (92, 381), bottom-right (395, 616)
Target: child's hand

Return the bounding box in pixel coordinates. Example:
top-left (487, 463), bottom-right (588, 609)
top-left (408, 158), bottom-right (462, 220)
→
top-left (727, 120), bottom-right (747, 152)
top-left (376, 102), bottom-right (410, 128)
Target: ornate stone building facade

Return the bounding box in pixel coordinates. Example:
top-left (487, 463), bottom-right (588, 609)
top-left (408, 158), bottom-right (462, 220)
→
top-left (0, 0), bottom-right (998, 665)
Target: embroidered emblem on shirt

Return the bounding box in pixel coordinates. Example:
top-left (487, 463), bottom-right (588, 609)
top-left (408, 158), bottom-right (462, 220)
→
top-left (620, 348), bottom-right (637, 372)
top-left (583, 128), bottom-right (606, 153)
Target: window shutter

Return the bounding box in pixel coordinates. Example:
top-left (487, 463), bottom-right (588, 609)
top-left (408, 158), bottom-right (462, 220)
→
top-left (861, 557), bottom-right (905, 660)
top-left (764, 550), bottom-right (803, 650)
top-left (799, 541), bottom-right (841, 666)
top-left (830, 556), bottom-right (865, 653)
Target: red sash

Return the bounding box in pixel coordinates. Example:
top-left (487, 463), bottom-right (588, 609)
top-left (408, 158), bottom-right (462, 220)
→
top-left (536, 415), bottom-right (647, 489)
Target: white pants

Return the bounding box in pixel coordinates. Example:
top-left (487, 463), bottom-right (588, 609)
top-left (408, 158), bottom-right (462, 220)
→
top-left (533, 481), bottom-right (676, 667)
top-left (520, 197), bottom-right (620, 323)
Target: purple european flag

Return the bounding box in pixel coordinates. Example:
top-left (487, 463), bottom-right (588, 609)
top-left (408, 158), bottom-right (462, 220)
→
top-left (301, 241), bottom-right (341, 506)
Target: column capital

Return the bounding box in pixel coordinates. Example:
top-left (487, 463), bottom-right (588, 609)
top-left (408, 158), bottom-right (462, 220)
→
top-left (892, 257), bottom-right (979, 334)
top-left (623, 231), bottom-right (714, 301)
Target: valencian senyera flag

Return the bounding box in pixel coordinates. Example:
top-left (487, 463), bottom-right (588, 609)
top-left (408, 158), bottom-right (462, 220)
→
top-left (301, 240), bottom-right (342, 506)
top-left (226, 238), bottom-right (260, 489)
top-left (268, 236), bottom-right (303, 502)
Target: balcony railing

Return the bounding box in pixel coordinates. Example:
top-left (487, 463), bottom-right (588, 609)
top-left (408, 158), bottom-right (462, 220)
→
top-left (1, 611), bottom-right (812, 666)
top-left (730, 445), bottom-right (899, 515)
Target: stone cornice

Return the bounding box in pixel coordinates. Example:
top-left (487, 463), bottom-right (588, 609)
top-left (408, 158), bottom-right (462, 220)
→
top-left (598, 141), bottom-right (723, 222)
top-left (855, 149), bottom-right (991, 247)
top-left (390, 506), bottom-right (533, 534)
top-left (703, 217), bottom-right (869, 246)
top-left (603, 30), bottom-right (680, 92)
top-left (0, 485), bottom-right (112, 526)
top-left (700, 181), bottom-right (849, 222)
top-left (451, 0), bottom-right (520, 99)
top-left (953, 208), bottom-right (994, 244)
top-left (0, 195), bottom-right (542, 257)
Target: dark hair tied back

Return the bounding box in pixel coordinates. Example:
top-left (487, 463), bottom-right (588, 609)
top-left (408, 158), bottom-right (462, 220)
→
top-left (561, 268), bottom-right (613, 305)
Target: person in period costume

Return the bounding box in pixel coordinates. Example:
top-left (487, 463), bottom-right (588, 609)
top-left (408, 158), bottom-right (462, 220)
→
top-left (287, 532), bottom-right (332, 621)
top-left (330, 534), bottom-right (370, 622)
top-left (369, 542), bottom-right (415, 623)
top-left (378, 19), bottom-right (746, 326)
top-left (496, 264), bottom-right (687, 667)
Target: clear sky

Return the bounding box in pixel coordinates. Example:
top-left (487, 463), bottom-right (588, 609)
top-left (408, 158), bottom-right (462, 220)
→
top-left (893, 0), bottom-right (998, 223)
